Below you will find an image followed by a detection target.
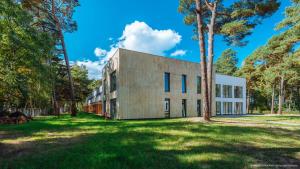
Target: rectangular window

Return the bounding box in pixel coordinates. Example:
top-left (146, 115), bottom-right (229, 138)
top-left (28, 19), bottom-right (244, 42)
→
top-left (223, 102), bottom-right (233, 115)
top-left (216, 101), bottom-right (221, 115)
top-left (235, 102), bottom-right (243, 114)
top-left (223, 85), bottom-right (232, 98)
top-left (182, 74), bottom-right (187, 93)
top-left (197, 76), bottom-right (201, 94)
top-left (103, 79), bottom-right (107, 94)
top-left (110, 99), bottom-right (117, 119)
top-left (182, 99), bottom-right (187, 117)
top-left (164, 98), bottom-right (170, 118)
top-left (197, 100), bottom-right (201, 117)
top-left (164, 72), bottom-right (170, 92)
top-left (216, 84), bottom-right (221, 97)
top-left (110, 71), bottom-right (117, 92)
top-left (234, 86), bottom-right (243, 98)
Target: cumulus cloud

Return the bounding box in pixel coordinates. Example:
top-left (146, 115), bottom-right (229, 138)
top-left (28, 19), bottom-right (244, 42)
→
top-left (94, 48), bottom-right (107, 57)
top-left (75, 60), bottom-right (103, 80)
top-left (117, 21), bottom-right (182, 55)
top-left (171, 49), bottom-right (187, 57)
top-left (76, 21), bottom-right (183, 79)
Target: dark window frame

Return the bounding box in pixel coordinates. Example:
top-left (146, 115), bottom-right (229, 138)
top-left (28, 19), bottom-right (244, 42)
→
top-left (110, 98), bottom-right (117, 119)
top-left (197, 76), bottom-right (201, 94)
top-left (223, 85), bottom-right (233, 98)
top-left (216, 84), bottom-right (221, 97)
top-left (164, 72), bottom-right (170, 92)
top-left (110, 71), bottom-right (117, 92)
top-left (234, 86), bottom-right (243, 98)
top-left (197, 99), bottom-right (201, 117)
top-left (216, 101), bottom-right (221, 115)
top-left (182, 99), bottom-right (187, 117)
top-left (182, 74), bottom-right (187, 93)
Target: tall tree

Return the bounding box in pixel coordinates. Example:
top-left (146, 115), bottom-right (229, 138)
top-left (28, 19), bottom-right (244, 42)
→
top-left (0, 0), bottom-right (54, 109)
top-left (21, 0), bottom-right (80, 116)
top-left (215, 49), bottom-right (238, 76)
top-left (179, 0), bottom-right (280, 120)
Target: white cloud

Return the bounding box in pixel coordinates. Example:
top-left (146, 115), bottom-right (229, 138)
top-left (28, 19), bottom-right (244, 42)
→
top-left (78, 21), bottom-right (182, 80)
top-left (171, 50), bottom-right (187, 57)
top-left (108, 37), bottom-right (113, 41)
top-left (117, 21), bottom-right (182, 55)
top-left (94, 48), bottom-right (107, 57)
top-left (75, 60), bottom-right (103, 80)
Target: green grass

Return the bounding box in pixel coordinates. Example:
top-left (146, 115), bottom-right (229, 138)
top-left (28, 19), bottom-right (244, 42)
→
top-left (1, 113), bottom-right (300, 169)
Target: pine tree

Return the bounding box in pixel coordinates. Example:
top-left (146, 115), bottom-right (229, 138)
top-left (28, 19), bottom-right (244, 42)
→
top-left (178, 0), bottom-right (280, 120)
top-left (215, 49), bottom-right (238, 76)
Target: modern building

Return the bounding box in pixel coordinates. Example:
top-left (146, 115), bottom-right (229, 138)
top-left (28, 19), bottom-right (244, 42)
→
top-left (215, 74), bottom-right (246, 115)
top-left (100, 48), bottom-right (246, 119)
top-left (84, 86), bottom-right (103, 115)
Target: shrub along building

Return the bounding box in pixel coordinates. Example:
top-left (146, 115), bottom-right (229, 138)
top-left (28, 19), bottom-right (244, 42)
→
top-left (87, 48), bottom-right (246, 119)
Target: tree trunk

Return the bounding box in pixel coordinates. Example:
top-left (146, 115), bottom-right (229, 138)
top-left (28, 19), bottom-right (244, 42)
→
top-left (51, 0), bottom-right (77, 116)
top-left (246, 89), bottom-right (250, 114)
top-left (195, 0), bottom-right (210, 121)
top-left (270, 84), bottom-right (275, 114)
top-left (278, 75), bottom-right (284, 114)
top-left (206, 1), bottom-right (217, 117)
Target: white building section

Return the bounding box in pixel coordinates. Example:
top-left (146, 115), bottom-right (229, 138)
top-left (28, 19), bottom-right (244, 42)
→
top-left (215, 74), bottom-right (247, 115)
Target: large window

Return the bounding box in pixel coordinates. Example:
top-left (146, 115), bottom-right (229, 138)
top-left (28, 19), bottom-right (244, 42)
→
top-left (182, 74), bottom-right (187, 93)
top-left (216, 101), bottom-right (221, 115)
top-left (223, 102), bottom-right (233, 115)
top-left (223, 85), bottom-right (232, 98)
top-left (197, 100), bottom-right (201, 117)
top-left (110, 99), bottom-right (117, 119)
top-left (216, 84), bottom-right (221, 97)
top-left (110, 71), bottom-right (117, 92)
top-left (164, 72), bottom-right (170, 92)
top-left (234, 86), bottom-right (243, 98)
top-left (235, 102), bottom-right (243, 114)
top-left (197, 76), bottom-right (201, 94)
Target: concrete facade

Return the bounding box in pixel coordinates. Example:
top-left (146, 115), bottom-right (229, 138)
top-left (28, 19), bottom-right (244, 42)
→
top-left (102, 48), bottom-right (245, 119)
top-left (215, 74), bottom-right (247, 115)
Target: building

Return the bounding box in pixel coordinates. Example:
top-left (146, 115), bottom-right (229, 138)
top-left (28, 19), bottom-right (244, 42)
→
top-left (215, 74), bottom-right (246, 115)
top-left (101, 48), bottom-right (246, 119)
top-left (84, 86), bottom-right (103, 115)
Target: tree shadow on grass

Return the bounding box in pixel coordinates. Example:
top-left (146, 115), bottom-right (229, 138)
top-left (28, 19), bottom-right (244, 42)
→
top-left (1, 113), bottom-right (300, 169)
top-left (1, 126), bottom-right (300, 169)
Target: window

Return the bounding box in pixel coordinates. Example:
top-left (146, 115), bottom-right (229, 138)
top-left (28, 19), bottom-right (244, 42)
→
top-left (103, 79), bottom-right (107, 94)
top-left (234, 86), bottom-right (243, 98)
top-left (110, 71), bottom-right (117, 92)
top-left (182, 74), bottom-right (187, 93)
top-left (223, 102), bottom-right (233, 115)
top-left (216, 101), bottom-right (221, 115)
top-left (164, 98), bottom-right (170, 118)
top-left (235, 102), bottom-right (243, 114)
top-left (182, 99), bottom-right (187, 117)
top-left (216, 84), bottom-right (221, 97)
top-left (223, 85), bottom-right (232, 98)
top-left (197, 76), bottom-right (201, 94)
top-left (164, 98), bottom-right (170, 112)
top-left (197, 100), bottom-right (201, 117)
top-left (103, 100), bottom-right (106, 113)
top-left (110, 99), bottom-right (117, 119)
top-left (164, 72), bottom-right (170, 92)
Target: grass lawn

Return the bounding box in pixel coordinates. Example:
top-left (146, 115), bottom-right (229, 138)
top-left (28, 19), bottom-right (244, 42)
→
top-left (1, 113), bottom-right (300, 169)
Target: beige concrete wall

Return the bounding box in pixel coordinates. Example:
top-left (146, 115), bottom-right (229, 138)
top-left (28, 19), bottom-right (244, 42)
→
top-left (112, 48), bottom-right (216, 119)
top-left (102, 49), bottom-right (120, 118)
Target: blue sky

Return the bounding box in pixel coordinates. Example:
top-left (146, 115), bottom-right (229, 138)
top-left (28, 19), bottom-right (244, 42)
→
top-left (64, 0), bottom-right (291, 79)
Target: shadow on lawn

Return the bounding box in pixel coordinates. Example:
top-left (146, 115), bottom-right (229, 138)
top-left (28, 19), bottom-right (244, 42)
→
top-left (1, 113), bottom-right (300, 169)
